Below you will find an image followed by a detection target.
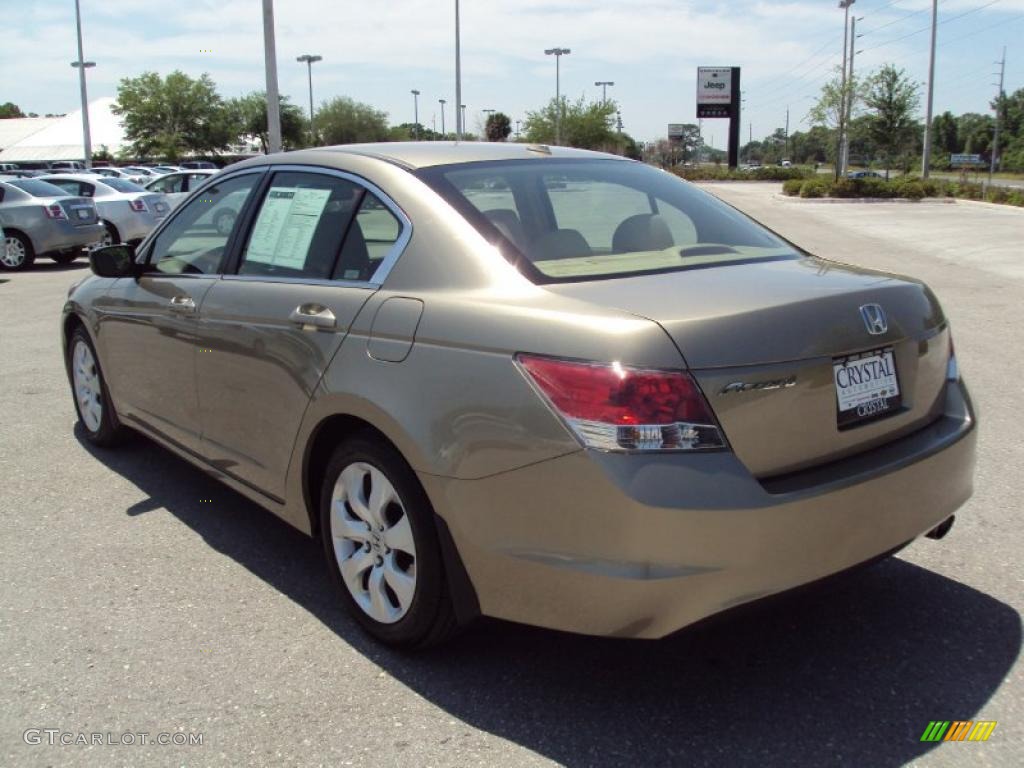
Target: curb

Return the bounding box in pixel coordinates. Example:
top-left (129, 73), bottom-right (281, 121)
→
top-left (771, 194), bottom-right (957, 205)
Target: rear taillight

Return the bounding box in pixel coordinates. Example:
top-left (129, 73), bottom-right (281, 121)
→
top-left (517, 354), bottom-right (726, 452)
top-left (43, 204), bottom-right (67, 220)
top-left (947, 334), bottom-right (959, 382)
top-left (129, 199), bottom-right (149, 213)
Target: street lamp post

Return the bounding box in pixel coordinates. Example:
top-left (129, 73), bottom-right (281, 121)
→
top-left (296, 54), bottom-right (322, 145)
top-left (595, 80), bottom-right (614, 104)
top-left (460, 105), bottom-right (467, 134)
top-left (544, 47), bottom-right (571, 145)
top-left (411, 89), bottom-right (420, 139)
top-left (72, 0), bottom-right (93, 168)
top-left (921, 0), bottom-right (938, 179)
top-left (439, 99), bottom-right (446, 138)
top-left (836, 0), bottom-right (856, 178)
top-left (455, 0), bottom-right (462, 140)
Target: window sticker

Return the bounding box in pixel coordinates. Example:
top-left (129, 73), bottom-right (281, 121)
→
top-left (246, 186), bottom-right (331, 268)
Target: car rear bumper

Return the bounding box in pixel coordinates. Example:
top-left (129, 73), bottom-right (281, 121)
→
top-left (420, 378), bottom-right (977, 638)
top-left (35, 222), bottom-right (106, 255)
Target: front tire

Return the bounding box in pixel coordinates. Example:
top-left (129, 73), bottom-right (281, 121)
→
top-left (69, 326), bottom-right (123, 447)
top-left (51, 252), bottom-right (78, 265)
top-left (1, 231), bottom-right (34, 271)
top-left (320, 435), bottom-right (458, 648)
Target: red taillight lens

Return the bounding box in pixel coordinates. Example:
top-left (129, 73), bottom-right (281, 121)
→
top-left (517, 354), bottom-right (726, 451)
top-left (44, 204), bottom-right (67, 220)
top-left (129, 199), bottom-right (148, 213)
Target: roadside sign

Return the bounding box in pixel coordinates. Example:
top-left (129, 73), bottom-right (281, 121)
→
top-left (950, 153), bottom-right (983, 166)
top-left (668, 124), bottom-right (684, 140)
top-left (697, 67), bottom-right (733, 118)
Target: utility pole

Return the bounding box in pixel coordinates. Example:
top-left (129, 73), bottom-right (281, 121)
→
top-left (843, 16), bottom-right (863, 172)
top-left (262, 0), bottom-right (282, 153)
top-left (837, 0), bottom-right (855, 179)
top-left (455, 0), bottom-right (462, 140)
top-left (411, 90), bottom-right (420, 139)
top-left (439, 99), bottom-right (446, 138)
top-left (785, 106), bottom-right (790, 160)
top-left (72, 0), bottom-right (93, 168)
top-left (990, 47), bottom-right (1006, 184)
top-left (921, 0), bottom-right (938, 178)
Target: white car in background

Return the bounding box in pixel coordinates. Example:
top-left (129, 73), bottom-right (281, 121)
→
top-left (144, 168), bottom-right (219, 210)
top-left (40, 174), bottom-right (170, 247)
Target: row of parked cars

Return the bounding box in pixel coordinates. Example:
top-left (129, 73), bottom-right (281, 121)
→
top-left (0, 165), bottom-right (219, 271)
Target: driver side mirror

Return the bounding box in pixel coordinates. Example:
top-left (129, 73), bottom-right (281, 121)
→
top-left (89, 244), bottom-right (139, 278)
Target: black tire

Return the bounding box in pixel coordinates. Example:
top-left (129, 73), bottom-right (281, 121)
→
top-left (101, 221), bottom-right (120, 246)
top-left (319, 435), bottom-right (458, 648)
top-left (51, 252), bottom-right (78, 265)
top-left (68, 325), bottom-right (124, 447)
top-left (1, 230), bottom-right (35, 271)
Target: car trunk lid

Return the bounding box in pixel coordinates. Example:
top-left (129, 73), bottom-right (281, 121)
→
top-left (58, 196), bottom-right (100, 227)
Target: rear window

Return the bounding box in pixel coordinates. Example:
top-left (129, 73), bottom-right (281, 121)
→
top-left (101, 178), bottom-right (146, 193)
top-left (417, 159), bottom-right (799, 283)
top-left (8, 179), bottom-right (71, 197)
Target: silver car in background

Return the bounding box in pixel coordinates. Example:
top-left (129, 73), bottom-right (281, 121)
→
top-left (0, 177), bottom-right (104, 270)
top-left (41, 174), bottom-right (170, 247)
top-left (144, 169), bottom-right (218, 210)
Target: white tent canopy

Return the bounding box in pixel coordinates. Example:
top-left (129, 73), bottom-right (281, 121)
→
top-left (0, 97), bottom-right (127, 163)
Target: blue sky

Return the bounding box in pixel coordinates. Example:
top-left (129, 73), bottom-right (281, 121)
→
top-left (3, 0), bottom-right (1021, 145)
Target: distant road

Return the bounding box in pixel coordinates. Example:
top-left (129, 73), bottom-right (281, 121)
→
top-left (816, 167), bottom-right (1024, 189)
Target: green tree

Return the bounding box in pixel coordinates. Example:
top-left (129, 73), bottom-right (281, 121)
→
top-left (931, 111), bottom-right (960, 165)
top-left (957, 112), bottom-right (994, 156)
top-left (228, 91), bottom-right (307, 152)
top-left (112, 71), bottom-right (233, 160)
top-left (387, 122), bottom-right (444, 141)
top-left (523, 96), bottom-right (617, 149)
top-left (863, 64), bottom-right (921, 177)
top-left (485, 112), bottom-right (512, 142)
top-left (316, 97), bottom-right (390, 144)
top-left (0, 102), bottom-right (25, 118)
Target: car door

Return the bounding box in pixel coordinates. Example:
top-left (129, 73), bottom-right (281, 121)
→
top-left (94, 171), bottom-right (264, 453)
top-left (193, 167), bottom-right (409, 500)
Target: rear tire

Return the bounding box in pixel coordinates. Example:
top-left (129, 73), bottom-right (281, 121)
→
top-left (51, 252), bottom-right (78, 265)
top-left (101, 221), bottom-right (119, 247)
top-left (319, 435), bottom-right (458, 648)
top-left (1, 231), bottom-right (34, 271)
top-left (69, 326), bottom-right (123, 447)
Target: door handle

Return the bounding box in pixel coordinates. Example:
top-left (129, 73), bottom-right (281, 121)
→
top-left (289, 303), bottom-right (336, 330)
top-left (169, 295), bottom-right (196, 312)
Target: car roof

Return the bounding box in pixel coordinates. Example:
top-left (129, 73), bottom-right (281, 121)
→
top-left (229, 142), bottom-right (628, 172)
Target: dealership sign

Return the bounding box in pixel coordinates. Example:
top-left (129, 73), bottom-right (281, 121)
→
top-left (950, 153), bottom-right (984, 166)
top-left (697, 67), bottom-right (735, 118)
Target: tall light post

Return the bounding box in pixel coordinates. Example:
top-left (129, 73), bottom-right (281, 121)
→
top-left (921, 0), bottom-right (938, 179)
top-left (544, 47), bottom-right (571, 145)
top-left (455, 0), bottom-right (462, 140)
top-left (836, 0), bottom-right (855, 178)
top-left (515, 119), bottom-right (522, 140)
top-left (411, 89), bottom-right (421, 139)
top-left (296, 54), bottom-right (322, 145)
top-left (460, 105), bottom-right (467, 134)
top-left (262, 0), bottom-right (282, 153)
top-left (595, 80), bottom-right (614, 104)
top-left (439, 99), bottom-right (447, 138)
top-left (72, 0), bottom-right (93, 168)
top-left (842, 18), bottom-right (863, 172)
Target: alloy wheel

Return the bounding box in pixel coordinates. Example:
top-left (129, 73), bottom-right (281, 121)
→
top-left (2, 236), bottom-right (26, 268)
top-left (330, 462), bottom-right (417, 624)
top-left (72, 340), bottom-right (103, 432)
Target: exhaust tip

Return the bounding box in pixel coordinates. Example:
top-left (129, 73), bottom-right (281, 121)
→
top-left (926, 515), bottom-right (955, 540)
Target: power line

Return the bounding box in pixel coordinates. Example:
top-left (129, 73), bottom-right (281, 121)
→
top-left (861, 0), bottom-right (1004, 53)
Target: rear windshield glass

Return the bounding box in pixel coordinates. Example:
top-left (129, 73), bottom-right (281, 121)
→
top-left (417, 159), bottom-right (799, 283)
top-left (8, 179), bottom-right (72, 197)
top-left (101, 178), bottom-right (146, 193)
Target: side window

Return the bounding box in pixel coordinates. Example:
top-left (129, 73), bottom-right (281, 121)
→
top-left (48, 180), bottom-right (82, 196)
top-left (238, 172), bottom-right (363, 280)
top-left (186, 174), bottom-right (208, 190)
top-left (149, 173), bottom-right (260, 275)
top-left (151, 175), bottom-right (182, 193)
top-left (332, 191), bottom-right (401, 281)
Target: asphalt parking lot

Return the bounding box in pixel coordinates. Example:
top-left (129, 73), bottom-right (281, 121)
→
top-left (1, 183), bottom-right (1021, 767)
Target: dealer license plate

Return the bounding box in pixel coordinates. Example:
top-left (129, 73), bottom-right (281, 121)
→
top-left (833, 347), bottom-right (901, 427)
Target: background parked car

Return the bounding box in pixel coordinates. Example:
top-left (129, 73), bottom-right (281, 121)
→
top-left (40, 174), bottom-right (170, 247)
top-left (179, 160), bottom-right (218, 169)
top-left (150, 166), bottom-right (182, 175)
top-left (0, 177), bottom-right (104, 270)
top-left (144, 169), bottom-right (218, 210)
top-left (91, 167), bottom-right (146, 184)
top-left (49, 161), bottom-right (86, 171)
top-left (848, 170), bottom-right (884, 179)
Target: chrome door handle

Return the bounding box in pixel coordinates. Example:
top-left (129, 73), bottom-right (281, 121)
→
top-left (289, 303), bottom-right (336, 330)
top-left (169, 295), bottom-right (196, 312)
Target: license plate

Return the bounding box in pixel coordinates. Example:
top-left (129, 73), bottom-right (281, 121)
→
top-left (833, 347), bottom-right (901, 427)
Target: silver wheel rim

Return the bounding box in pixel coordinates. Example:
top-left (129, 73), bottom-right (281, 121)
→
top-left (330, 462), bottom-right (417, 624)
top-left (2, 236), bottom-right (25, 267)
top-left (72, 340), bottom-right (103, 433)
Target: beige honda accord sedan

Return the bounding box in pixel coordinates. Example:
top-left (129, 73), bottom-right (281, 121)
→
top-left (62, 143), bottom-right (977, 647)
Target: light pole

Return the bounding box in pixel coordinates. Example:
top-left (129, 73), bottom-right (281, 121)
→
top-left (837, 0), bottom-right (855, 178)
top-left (455, 0), bottom-right (462, 140)
top-left (921, 0), bottom-right (938, 178)
top-left (515, 119), bottom-right (522, 140)
top-left (842, 18), bottom-right (863, 172)
top-left (72, 0), bottom-right (93, 168)
top-left (460, 105), bottom-right (467, 134)
top-left (411, 89), bottom-right (421, 139)
top-left (544, 47), bottom-right (571, 145)
top-left (595, 80), bottom-right (614, 104)
top-left (296, 54), bottom-right (322, 145)
top-left (262, 0), bottom-right (282, 153)
top-left (439, 99), bottom-right (447, 138)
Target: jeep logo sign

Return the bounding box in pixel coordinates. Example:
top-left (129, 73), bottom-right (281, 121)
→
top-left (697, 67), bottom-right (733, 104)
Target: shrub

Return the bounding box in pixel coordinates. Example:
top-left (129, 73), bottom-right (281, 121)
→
top-left (1006, 190), bottom-right (1024, 207)
top-left (985, 186), bottom-right (1010, 205)
top-left (782, 178), bottom-right (803, 196)
top-left (896, 181), bottom-right (926, 200)
top-left (799, 179), bottom-right (829, 198)
top-left (671, 165), bottom-right (814, 182)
